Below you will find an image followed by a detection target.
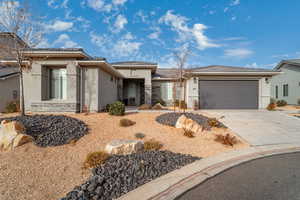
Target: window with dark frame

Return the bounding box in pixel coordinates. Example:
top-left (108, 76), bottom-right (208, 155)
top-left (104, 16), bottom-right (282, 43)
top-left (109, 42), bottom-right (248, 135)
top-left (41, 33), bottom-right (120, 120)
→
top-left (275, 85), bottom-right (278, 99)
top-left (49, 67), bottom-right (67, 100)
top-left (283, 84), bottom-right (288, 97)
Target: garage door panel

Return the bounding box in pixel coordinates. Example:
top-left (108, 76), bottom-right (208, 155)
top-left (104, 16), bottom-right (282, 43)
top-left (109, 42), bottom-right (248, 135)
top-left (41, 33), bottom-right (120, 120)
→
top-left (199, 80), bottom-right (258, 109)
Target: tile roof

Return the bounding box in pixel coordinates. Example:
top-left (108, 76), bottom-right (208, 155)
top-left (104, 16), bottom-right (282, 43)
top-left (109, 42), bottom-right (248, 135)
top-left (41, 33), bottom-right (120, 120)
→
top-left (111, 61), bottom-right (157, 66)
top-left (187, 65), bottom-right (275, 72)
top-left (153, 68), bottom-right (180, 79)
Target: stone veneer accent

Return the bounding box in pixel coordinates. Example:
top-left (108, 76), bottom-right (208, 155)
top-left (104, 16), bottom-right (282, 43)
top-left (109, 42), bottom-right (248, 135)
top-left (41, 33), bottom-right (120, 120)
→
top-left (31, 102), bottom-right (80, 112)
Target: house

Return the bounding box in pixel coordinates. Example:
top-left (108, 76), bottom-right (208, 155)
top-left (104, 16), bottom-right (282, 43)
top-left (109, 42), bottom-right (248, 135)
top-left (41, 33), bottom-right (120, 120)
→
top-left (0, 66), bottom-right (19, 112)
top-left (271, 59), bottom-right (300, 105)
top-left (0, 32), bottom-right (28, 113)
top-left (0, 46), bottom-right (280, 112)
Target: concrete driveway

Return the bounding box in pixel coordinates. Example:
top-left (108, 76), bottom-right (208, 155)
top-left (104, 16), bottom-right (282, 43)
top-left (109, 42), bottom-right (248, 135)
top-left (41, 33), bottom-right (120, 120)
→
top-left (202, 110), bottom-right (300, 146)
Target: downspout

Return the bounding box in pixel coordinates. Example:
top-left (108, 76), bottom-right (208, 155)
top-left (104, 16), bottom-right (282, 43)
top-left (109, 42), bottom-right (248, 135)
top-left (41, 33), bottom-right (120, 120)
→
top-left (80, 66), bottom-right (84, 113)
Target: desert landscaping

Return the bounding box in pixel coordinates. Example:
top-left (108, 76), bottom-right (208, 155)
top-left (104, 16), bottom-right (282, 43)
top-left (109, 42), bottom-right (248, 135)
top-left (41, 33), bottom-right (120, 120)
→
top-left (0, 110), bottom-right (248, 200)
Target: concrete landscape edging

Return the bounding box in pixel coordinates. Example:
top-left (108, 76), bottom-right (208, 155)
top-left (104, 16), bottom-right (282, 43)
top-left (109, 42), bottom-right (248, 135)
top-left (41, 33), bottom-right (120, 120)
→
top-left (118, 143), bottom-right (300, 200)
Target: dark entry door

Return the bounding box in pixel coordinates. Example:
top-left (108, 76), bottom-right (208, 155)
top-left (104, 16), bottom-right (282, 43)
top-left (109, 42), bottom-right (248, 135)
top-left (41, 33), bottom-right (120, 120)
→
top-left (199, 80), bottom-right (258, 109)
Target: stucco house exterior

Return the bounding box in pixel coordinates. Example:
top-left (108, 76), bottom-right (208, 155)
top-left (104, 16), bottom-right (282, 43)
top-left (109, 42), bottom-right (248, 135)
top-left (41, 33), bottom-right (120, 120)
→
top-left (271, 59), bottom-right (300, 105)
top-left (0, 66), bottom-right (19, 112)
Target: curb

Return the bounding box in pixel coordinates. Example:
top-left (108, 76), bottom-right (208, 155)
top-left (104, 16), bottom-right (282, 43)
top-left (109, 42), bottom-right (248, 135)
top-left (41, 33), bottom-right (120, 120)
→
top-left (118, 144), bottom-right (300, 200)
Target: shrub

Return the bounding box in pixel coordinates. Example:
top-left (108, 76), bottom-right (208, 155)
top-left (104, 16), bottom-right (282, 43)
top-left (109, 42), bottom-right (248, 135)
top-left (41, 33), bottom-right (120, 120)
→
top-left (154, 99), bottom-right (166, 106)
top-left (267, 103), bottom-right (276, 111)
top-left (152, 103), bottom-right (164, 110)
top-left (183, 128), bottom-right (195, 138)
top-left (144, 139), bottom-right (163, 150)
top-left (179, 101), bottom-right (187, 109)
top-left (276, 100), bottom-right (287, 107)
top-left (297, 99), bottom-right (300, 105)
top-left (135, 132), bottom-right (145, 139)
top-left (138, 104), bottom-right (152, 110)
top-left (270, 98), bottom-right (276, 104)
top-left (174, 99), bottom-right (179, 107)
top-left (83, 151), bottom-right (109, 169)
top-left (119, 118), bottom-right (136, 127)
top-left (5, 101), bottom-right (20, 113)
top-left (105, 104), bottom-right (111, 112)
top-left (109, 101), bottom-right (125, 116)
top-left (208, 118), bottom-right (220, 127)
top-left (214, 134), bottom-right (238, 147)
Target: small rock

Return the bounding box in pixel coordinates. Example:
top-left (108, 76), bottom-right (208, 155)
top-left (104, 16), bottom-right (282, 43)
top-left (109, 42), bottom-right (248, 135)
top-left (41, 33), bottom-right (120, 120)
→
top-left (175, 115), bottom-right (203, 134)
top-left (105, 139), bottom-right (144, 155)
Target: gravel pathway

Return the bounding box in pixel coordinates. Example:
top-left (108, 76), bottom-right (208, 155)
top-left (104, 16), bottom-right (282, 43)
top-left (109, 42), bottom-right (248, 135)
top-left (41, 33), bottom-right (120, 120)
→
top-left (155, 112), bottom-right (226, 130)
top-left (0, 115), bottom-right (88, 147)
top-left (61, 151), bottom-right (200, 200)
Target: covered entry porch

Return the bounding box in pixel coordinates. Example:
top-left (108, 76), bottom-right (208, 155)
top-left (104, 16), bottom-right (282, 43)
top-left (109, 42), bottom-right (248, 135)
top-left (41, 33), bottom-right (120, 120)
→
top-left (122, 78), bottom-right (145, 106)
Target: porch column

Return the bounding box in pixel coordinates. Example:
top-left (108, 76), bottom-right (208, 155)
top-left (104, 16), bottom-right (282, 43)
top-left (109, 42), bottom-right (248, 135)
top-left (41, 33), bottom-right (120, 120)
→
top-left (145, 77), bottom-right (152, 105)
top-left (66, 62), bottom-right (80, 111)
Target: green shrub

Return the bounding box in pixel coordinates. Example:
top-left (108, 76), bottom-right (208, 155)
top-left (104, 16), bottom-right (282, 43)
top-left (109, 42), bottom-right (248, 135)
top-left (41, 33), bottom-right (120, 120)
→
top-left (208, 118), bottom-right (220, 127)
top-left (144, 139), bottom-right (163, 150)
top-left (135, 132), bottom-right (145, 139)
top-left (276, 100), bottom-right (287, 107)
top-left (109, 101), bottom-right (125, 116)
top-left (174, 99), bottom-right (179, 107)
top-left (105, 104), bottom-right (111, 112)
top-left (179, 101), bottom-right (187, 109)
top-left (119, 118), bottom-right (136, 127)
top-left (297, 99), bottom-right (300, 105)
top-left (267, 103), bottom-right (276, 111)
top-left (5, 101), bottom-right (20, 113)
top-left (183, 128), bottom-right (195, 138)
top-left (83, 151), bottom-right (109, 169)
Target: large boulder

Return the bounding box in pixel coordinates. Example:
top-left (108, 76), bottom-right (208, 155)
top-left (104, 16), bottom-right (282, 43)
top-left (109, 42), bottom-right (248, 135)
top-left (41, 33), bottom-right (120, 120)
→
top-left (105, 139), bottom-right (144, 155)
top-left (175, 115), bottom-right (203, 134)
top-left (0, 120), bottom-right (32, 151)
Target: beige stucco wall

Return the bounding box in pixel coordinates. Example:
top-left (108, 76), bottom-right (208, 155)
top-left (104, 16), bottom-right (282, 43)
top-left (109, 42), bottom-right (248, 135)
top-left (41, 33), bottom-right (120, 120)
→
top-left (0, 75), bottom-right (20, 112)
top-left (271, 64), bottom-right (300, 105)
top-left (117, 68), bottom-right (152, 104)
top-left (98, 68), bottom-right (119, 110)
top-left (185, 76), bottom-right (271, 109)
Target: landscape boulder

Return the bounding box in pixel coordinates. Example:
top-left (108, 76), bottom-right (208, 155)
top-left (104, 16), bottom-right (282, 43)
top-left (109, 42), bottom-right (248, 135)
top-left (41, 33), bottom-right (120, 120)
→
top-left (175, 115), bottom-right (203, 134)
top-left (105, 139), bottom-right (144, 155)
top-left (0, 120), bottom-right (32, 151)
top-left (152, 103), bottom-right (164, 110)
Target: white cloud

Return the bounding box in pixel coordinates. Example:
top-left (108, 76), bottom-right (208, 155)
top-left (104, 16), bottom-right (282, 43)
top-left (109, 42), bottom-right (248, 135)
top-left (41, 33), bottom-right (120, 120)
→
top-left (159, 10), bottom-right (219, 50)
top-left (113, 14), bottom-right (128, 33)
top-left (224, 7), bottom-right (229, 12)
top-left (224, 48), bottom-right (253, 58)
top-left (245, 62), bottom-right (258, 68)
top-left (148, 27), bottom-right (161, 40)
top-left (230, 0), bottom-right (240, 6)
top-left (53, 34), bottom-right (80, 48)
top-left (90, 32), bottom-right (142, 57)
top-left (272, 54), bottom-right (290, 58)
top-left (44, 20), bottom-right (73, 32)
top-left (47, 0), bottom-right (69, 9)
top-left (85, 0), bottom-right (127, 12)
top-left (209, 10), bottom-right (216, 15)
top-left (231, 16), bottom-right (237, 21)
top-left (223, 37), bottom-right (246, 41)
top-left (135, 10), bottom-right (148, 23)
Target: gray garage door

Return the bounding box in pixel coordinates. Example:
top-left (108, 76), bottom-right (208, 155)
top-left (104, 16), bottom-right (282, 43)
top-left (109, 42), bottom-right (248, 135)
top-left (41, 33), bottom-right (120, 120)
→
top-left (199, 80), bottom-right (258, 109)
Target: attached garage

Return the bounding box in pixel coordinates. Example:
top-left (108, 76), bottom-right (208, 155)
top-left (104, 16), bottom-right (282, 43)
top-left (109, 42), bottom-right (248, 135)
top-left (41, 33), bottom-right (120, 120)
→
top-left (199, 80), bottom-right (259, 109)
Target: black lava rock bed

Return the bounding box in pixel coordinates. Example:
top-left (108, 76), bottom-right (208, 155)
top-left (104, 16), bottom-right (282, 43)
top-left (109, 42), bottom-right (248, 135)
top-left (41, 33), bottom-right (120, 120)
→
top-left (156, 112), bottom-right (226, 130)
top-left (61, 151), bottom-right (200, 200)
top-left (0, 115), bottom-right (88, 147)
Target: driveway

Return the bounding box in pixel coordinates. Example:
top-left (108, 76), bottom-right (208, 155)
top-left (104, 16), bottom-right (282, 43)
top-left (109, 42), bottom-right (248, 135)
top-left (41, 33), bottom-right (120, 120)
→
top-left (202, 110), bottom-right (300, 146)
top-left (177, 152), bottom-right (300, 200)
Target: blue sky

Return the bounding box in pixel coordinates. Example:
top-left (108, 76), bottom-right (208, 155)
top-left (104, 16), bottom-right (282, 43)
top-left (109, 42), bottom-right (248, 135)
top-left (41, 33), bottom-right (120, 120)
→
top-left (25, 0), bottom-right (300, 68)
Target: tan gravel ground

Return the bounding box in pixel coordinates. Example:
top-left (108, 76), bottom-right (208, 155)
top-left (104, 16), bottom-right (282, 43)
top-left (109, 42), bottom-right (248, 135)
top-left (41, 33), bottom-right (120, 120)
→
top-left (0, 112), bottom-right (249, 200)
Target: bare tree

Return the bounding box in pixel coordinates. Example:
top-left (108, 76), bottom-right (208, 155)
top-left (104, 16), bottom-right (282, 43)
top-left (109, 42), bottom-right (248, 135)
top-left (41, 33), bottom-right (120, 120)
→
top-left (0, 0), bottom-right (44, 116)
top-left (173, 44), bottom-right (191, 113)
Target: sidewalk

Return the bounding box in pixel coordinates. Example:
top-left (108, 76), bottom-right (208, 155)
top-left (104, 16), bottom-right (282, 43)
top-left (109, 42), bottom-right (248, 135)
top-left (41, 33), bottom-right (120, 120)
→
top-left (118, 143), bottom-right (300, 200)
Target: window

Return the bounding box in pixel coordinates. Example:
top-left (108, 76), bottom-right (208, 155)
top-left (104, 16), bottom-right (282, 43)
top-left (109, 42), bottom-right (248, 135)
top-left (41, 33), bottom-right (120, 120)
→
top-left (275, 85), bottom-right (278, 99)
top-left (50, 68), bottom-right (67, 99)
top-left (283, 84), bottom-right (288, 97)
top-left (166, 83), bottom-right (173, 100)
top-left (12, 90), bottom-right (18, 99)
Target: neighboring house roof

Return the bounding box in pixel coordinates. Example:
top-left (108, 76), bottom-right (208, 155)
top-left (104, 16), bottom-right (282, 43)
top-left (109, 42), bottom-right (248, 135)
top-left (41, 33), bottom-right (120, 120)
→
top-left (0, 32), bottom-right (29, 48)
top-left (22, 48), bottom-right (92, 59)
top-left (274, 59), bottom-right (300, 70)
top-left (0, 66), bottom-right (19, 80)
top-left (185, 65), bottom-right (280, 76)
top-left (152, 68), bottom-right (180, 80)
